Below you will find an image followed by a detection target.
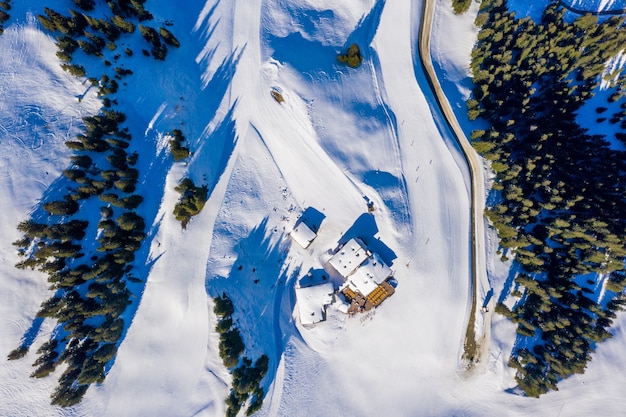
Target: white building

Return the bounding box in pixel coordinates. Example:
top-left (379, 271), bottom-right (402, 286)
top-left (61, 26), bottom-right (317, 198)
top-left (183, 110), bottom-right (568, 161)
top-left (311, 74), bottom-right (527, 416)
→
top-left (295, 282), bottom-right (334, 326)
top-left (328, 238), bottom-right (369, 277)
top-left (290, 222), bottom-right (317, 249)
top-left (344, 252), bottom-right (392, 298)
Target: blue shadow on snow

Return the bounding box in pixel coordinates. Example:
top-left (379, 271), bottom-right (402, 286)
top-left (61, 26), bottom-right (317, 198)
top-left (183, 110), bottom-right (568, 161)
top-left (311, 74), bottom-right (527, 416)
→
top-left (206, 217), bottom-right (297, 400)
top-left (338, 213), bottom-right (397, 266)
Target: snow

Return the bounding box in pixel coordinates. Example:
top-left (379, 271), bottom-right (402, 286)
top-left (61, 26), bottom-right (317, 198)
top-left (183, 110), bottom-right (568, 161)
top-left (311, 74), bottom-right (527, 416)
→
top-left (345, 252), bottom-right (392, 297)
top-left (1, 0), bottom-right (626, 416)
top-left (328, 238), bottom-right (369, 278)
top-left (295, 283), bottom-right (334, 326)
top-left (290, 222), bottom-right (317, 249)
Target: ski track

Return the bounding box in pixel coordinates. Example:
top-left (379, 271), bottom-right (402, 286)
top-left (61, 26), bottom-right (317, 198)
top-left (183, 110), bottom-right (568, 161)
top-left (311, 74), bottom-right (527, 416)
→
top-left (3, 1), bottom-right (626, 417)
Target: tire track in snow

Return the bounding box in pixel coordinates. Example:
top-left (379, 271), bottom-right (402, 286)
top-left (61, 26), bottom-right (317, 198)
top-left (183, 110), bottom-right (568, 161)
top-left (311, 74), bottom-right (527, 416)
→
top-left (418, 0), bottom-right (491, 370)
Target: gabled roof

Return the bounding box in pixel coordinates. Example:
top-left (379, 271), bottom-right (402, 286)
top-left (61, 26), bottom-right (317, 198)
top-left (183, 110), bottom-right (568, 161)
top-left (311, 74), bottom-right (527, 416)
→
top-left (328, 238), bottom-right (369, 278)
top-left (346, 253), bottom-right (392, 297)
top-left (290, 222), bottom-right (317, 249)
top-left (296, 282), bottom-right (334, 325)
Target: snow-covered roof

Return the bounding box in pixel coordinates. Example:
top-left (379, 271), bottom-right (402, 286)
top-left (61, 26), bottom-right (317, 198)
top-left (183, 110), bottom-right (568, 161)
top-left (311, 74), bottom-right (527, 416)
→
top-left (290, 222), bottom-right (317, 249)
top-left (347, 254), bottom-right (392, 297)
top-left (296, 282), bottom-right (334, 326)
top-left (328, 238), bottom-right (369, 278)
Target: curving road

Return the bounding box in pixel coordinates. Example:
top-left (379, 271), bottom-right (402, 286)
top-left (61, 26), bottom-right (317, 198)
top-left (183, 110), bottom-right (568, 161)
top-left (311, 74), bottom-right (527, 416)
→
top-left (417, 0), bottom-right (492, 368)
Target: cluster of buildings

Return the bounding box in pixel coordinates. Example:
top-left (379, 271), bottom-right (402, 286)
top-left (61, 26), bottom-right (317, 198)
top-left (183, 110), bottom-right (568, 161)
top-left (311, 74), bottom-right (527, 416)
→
top-left (291, 219), bottom-right (396, 326)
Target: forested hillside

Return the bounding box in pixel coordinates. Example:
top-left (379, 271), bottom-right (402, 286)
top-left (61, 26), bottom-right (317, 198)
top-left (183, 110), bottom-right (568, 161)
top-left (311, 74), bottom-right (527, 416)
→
top-left (7, 0), bottom-right (184, 406)
top-left (469, 0), bottom-right (626, 397)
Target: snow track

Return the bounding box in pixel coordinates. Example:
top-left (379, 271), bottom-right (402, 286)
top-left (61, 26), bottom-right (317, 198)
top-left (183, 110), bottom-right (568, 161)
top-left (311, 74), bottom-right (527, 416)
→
top-left (3, 1), bottom-right (626, 416)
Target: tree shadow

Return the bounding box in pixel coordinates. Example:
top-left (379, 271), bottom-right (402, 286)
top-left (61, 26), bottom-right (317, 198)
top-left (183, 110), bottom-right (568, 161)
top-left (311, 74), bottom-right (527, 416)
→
top-left (196, 48), bottom-right (244, 122)
top-left (344, 0), bottom-right (386, 49)
top-left (191, 104), bottom-right (239, 199)
top-left (14, 317), bottom-right (44, 351)
top-left (497, 262), bottom-right (521, 304)
top-left (206, 217), bottom-right (297, 400)
top-left (268, 31), bottom-right (339, 76)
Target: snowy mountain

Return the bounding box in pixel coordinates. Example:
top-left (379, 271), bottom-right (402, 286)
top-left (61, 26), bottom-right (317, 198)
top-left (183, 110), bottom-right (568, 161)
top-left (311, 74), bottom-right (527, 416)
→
top-left (2, 0), bottom-right (626, 416)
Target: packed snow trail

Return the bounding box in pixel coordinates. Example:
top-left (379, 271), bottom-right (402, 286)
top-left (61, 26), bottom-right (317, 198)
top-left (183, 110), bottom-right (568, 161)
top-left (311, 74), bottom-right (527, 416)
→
top-left (417, 0), bottom-right (491, 368)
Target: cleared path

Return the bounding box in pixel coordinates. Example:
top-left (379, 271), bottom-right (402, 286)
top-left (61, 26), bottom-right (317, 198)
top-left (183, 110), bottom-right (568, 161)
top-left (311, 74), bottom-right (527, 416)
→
top-left (418, 0), bottom-right (491, 368)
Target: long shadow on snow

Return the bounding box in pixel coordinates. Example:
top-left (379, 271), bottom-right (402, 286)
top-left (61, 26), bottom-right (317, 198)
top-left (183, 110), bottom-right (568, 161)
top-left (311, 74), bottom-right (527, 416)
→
top-left (193, 0), bottom-right (221, 46)
top-left (206, 217), bottom-right (298, 400)
top-left (268, 0), bottom-right (411, 233)
top-left (104, 46), bottom-right (243, 378)
top-left (269, 32), bottom-right (338, 77)
top-left (14, 51), bottom-right (243, 380)
top-left (337, 213), bottom-right (397, 266)
top-left (191, 104), bottom-right (238, 198)
top-left (265, 0), bottom-right (383, 78)
top-left (344, 0), bottom-right (386, 49)
top-left (409, 1), bottom-right (470, 193)
top-left (107, 103), bottom-right (241, 373)
top-left (194, 48), bottom-right (244, 131)
top-left (297, 206), bottom-right (325, 233)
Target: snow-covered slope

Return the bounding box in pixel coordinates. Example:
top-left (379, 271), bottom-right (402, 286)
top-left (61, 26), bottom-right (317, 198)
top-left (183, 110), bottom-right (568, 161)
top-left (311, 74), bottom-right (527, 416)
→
top-left (1, 1), bottom-right (626, 416)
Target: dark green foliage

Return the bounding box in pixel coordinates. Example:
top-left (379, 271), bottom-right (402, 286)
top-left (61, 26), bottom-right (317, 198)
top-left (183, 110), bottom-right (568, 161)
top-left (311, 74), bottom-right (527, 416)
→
top-left (139, 24), bottom-right (159, 46)
top-left (71, 154), bottom-right (93, 168)
top-left (105, 137), bottom-right (130, 149)
top-left (43, 199), bottom-right (79, 216)
top-left (108, 0), bottom-right (152, 21)
top-left (337, 44), bottom-right (363, 68)
top-left (113, 178), bottom-right (136, 193)
top-left (232, 355), bottom-right (269, 395)
top-left (159, 27), bottom-right (180, 47)
top-left (213, 294), bottom-right (268, 415)
top-left (126, 151), bottom-right (138, 166)
top-left (13, 0), bottom-right (169, 408)
top-left (169, 129), bottom-right (190, 161)
top-left (107, 148), bottom-right (128, 170)
top-left (226, 390), bottom-right (246, 417)
top-left (216, 317), bottom-right (233, 333)
top-left (0, 10), bottom-right (8, 30)
top-left (64, 168), bottom-right (86, 182)
top-left (219, 329), bottom-right (244, 368)
top-left (116, 212), bottom-right (144, 231)
top-left (7, 346), bottom-right (28, 360)
top-left (111, 15), bottom-right (135, 33)
top-left (452, 0), bottom-right (472, 14)
top-left (470, 0), bottom-right (626, 397)
top-left (55, 35), bottom-right (78, 61)
top-left (151, 43), bottom-right (167, 60)
top-left (173, 178), bottom-right (208, 228)
top-left (114, 66), bottom-right (133, 76)
top-left (61, 63), bottom-right (86, 77)
top-left (245, 388), bottom-right (264, 416)
top-left (17, 219), bottom-right (88, 241)
top-left (51, 383), bottom-right (88, 407)
top-left (214, 294), bottom-right (235, 317)
top-left (120, 194), bottom-right (143, 209)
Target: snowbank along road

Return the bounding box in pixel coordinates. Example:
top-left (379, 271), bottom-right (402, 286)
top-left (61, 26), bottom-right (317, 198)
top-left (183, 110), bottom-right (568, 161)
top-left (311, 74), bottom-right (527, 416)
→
top-left (419, 0), bottom-right (492, 369)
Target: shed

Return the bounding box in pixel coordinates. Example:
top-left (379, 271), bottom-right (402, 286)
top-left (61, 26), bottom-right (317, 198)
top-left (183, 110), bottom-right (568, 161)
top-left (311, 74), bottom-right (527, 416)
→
top-left (296, 282), bottom-right (334, 326)
top-left (290, 222), bottom-right (317, 249)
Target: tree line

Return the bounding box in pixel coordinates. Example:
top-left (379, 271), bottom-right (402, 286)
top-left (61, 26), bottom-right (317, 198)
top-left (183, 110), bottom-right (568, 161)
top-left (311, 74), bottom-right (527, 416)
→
top-left (470, 0), bottom-right (626, 396)
top-left (0, 1), bottom-right (12, 34)
top-left (7, 0), bottom-right (186, 407)
top-left (213, 294), bottom-right (269, 417)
